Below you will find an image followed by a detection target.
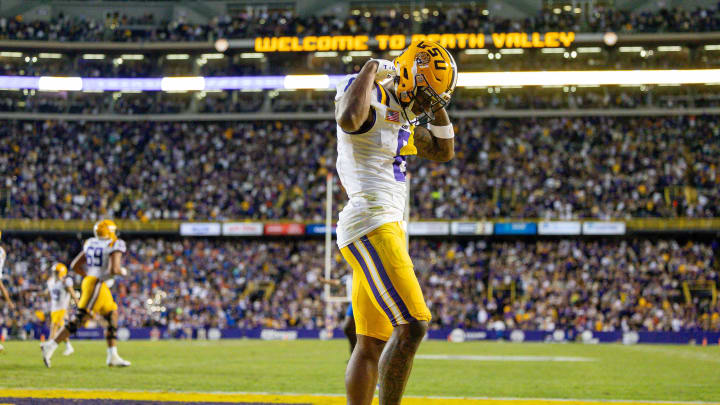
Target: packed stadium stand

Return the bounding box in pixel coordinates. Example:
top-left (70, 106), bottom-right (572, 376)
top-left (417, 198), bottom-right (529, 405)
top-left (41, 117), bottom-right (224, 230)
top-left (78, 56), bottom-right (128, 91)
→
top-left (3, 2), bottom-right (720, 42)
top-left (2, 116), bottom-right (718, 221)
top-left (2, 237), bottom-right (718, 339)
top-left (0, 0), bottom-right (719, 345)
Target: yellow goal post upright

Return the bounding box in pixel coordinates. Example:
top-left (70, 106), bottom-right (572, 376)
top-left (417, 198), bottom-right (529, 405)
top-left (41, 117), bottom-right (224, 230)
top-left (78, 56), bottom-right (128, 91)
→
top-left (324, 173), bottom-right (349, 325)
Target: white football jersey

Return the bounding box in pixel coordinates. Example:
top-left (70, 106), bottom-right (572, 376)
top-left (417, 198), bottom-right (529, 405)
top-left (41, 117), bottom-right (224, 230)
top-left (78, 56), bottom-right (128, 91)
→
top-left (48, 277), bottom-right (73, 312)
top-left (335, 74), bottom-right (417, 248)
top-left (0, 246), bottom-right (5, 278)
top-left (82, 237), bottom-right (126, 280)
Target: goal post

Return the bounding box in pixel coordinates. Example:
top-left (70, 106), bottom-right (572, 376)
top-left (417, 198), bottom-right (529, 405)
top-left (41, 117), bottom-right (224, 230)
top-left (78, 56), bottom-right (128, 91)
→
top-left (324, 174), bottom-right (349, 324)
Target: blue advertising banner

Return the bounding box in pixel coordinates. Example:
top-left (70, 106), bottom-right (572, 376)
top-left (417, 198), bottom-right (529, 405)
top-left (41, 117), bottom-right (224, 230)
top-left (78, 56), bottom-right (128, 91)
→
top-left (61, 327), bottom-right (720, 345)
top-left (305, 224), bottom-right (337, 235)
top-left (494, 222), bottom-right (538, 235)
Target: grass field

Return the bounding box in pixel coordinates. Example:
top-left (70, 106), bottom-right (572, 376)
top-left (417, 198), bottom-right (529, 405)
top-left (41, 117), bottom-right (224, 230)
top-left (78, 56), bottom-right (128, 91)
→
top-left (1, 339), bottom-right (719, 404)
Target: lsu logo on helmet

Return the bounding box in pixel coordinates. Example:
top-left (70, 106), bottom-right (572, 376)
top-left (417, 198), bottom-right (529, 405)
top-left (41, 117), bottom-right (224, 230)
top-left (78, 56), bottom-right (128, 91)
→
top-left (393, 40), bottom-right (458, 124)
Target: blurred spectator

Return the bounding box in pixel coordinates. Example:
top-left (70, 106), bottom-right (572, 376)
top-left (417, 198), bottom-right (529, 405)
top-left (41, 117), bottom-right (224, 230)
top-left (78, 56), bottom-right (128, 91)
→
top-left (2, 4), bottom-right (720, 43)
top-left (0, 237), bottom-right (717, 334)
top-left (1, 116), bottom-right (717, 221)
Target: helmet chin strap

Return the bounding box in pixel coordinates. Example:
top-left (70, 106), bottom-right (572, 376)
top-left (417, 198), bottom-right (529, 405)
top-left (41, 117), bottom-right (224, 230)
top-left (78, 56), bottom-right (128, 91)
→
top-left (400, 100), bottom-right (417, 125)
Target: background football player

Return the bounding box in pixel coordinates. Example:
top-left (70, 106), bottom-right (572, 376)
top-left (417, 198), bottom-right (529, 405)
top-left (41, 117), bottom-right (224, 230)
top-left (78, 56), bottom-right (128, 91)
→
top-left (46, 262), bottom-right (79, 356)
top-left (41, 220), bottom-right (131, 368)
top-left (334, 40), bottom-right (457, 405)
top-left (0, 231), bottom-right (15, 353)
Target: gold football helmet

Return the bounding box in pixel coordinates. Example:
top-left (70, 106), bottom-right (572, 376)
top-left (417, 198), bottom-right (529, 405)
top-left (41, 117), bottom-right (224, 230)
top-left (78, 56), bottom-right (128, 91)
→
top-left (52, 263), bottom-right (68, 278)
top-left (93, 219), bottom-right (118, 240)
top-left (393, 40), bottom-right (458, 124)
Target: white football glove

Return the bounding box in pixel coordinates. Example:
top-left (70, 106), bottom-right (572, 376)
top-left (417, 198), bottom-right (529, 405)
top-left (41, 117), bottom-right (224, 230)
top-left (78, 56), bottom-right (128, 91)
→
top-left (370, 59), bottom-right (396, 82)
top-left (119, 267), bottom-right (128, 276)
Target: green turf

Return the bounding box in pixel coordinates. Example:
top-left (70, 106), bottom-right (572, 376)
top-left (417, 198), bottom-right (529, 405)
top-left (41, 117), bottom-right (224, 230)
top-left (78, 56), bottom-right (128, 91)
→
top-left (1, 340), bottom-right (719, 401)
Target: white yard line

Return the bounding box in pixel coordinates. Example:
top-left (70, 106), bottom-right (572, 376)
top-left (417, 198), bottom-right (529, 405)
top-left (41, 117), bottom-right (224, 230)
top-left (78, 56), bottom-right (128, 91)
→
top-left (415, 354), bottom-right (596, 362)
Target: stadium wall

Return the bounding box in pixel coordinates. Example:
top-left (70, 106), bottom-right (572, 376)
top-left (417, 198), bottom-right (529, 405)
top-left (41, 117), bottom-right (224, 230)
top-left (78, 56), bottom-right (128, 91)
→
top-left (2, 219), bottom-right (719, 236)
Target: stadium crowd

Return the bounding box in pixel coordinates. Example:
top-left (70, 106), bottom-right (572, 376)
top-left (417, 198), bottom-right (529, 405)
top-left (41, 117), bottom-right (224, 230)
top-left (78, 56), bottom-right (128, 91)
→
top-left (2, 116), bottom-right (718, 221)
top-left (2, 3), bottom-right (720, 43)
top-left (0, 237), bottom-right (717, 338)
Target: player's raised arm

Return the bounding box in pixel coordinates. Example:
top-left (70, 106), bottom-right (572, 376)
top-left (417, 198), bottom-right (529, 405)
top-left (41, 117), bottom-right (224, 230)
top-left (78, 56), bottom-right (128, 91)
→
top-left (70, 251), bottom-right (87, 278)
top-left (335, 61), bottom-right (378, 132)
top-left (414, 107), bottom-right (455, 162)
top-left (335, 59), bottom-right (395, 133)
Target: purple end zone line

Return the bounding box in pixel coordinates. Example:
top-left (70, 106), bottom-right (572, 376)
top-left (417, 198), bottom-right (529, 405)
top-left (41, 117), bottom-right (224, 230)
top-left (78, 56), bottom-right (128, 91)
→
top-left (0, 398), bottom-right (309, 405)
top-left (0, 75), bottom-right (346, 91)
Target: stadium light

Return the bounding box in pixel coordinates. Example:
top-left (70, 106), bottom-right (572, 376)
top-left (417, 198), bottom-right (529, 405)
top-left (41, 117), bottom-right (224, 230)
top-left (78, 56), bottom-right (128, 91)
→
top-left (201, 53), bottom-right (225, 59)
top-left (465, 49), bottom-right (489, 55)
top-left (38, 76), bottom-right (83, 91)
top-left (500, 49), bottom-right (524, 55)
top-left (457, 69), bottom-right (720, 87)
top-left (541, 48), bottom-right (565, 54)
top-left (241, 53), bottom-right (265, 59)
top-left (657, 46), bottom-right (682, 52)
top-left (603, 32), bottom-right (618, 46)
top-left (4, 69), bottom-right (720, 92)
top-left (160, 77), bottom-right (205, 91)
top-left (38, 53), bottom-right (63, 59)
top-left (121, 54), bottom-right (145, 60)
top-left (166, 54), bottom-right (190, 60)
top-left (704, 45), bottom-right (720, 51)
top-left (0, 52), bottom-right (22, 58)
top-left (215, 38), bottom-right (230, 52)
top-left (577, 47), bottom-right (602, 53)
top-left (349, 51), bottom-right (372, 57)
top-left (284, 75), bottom-right (330, 89)
top-left (619, 46), bottom-right (643, 53)
top-left (83, 54), bottom-right (105, 60)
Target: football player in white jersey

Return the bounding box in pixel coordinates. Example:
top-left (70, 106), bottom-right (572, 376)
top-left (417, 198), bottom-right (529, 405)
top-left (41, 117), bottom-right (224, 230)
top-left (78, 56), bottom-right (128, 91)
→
top-left (41, 220), bottom-right (130, 368)
top-left (335, 40), bottom-right (457, 405)
top-left (46, 262), bottom-right (79, 356)
top-left (0, 231), bottom-right (16, 353)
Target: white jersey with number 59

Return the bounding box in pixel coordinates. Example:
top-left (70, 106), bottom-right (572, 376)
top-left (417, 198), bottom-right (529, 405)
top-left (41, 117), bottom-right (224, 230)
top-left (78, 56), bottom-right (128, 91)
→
top-left (47, 277), bottom-right (73, 312)
top-left (83, 237), bottom-right (126, 280)
top-left (335, 74), bottom-right (418, 248)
